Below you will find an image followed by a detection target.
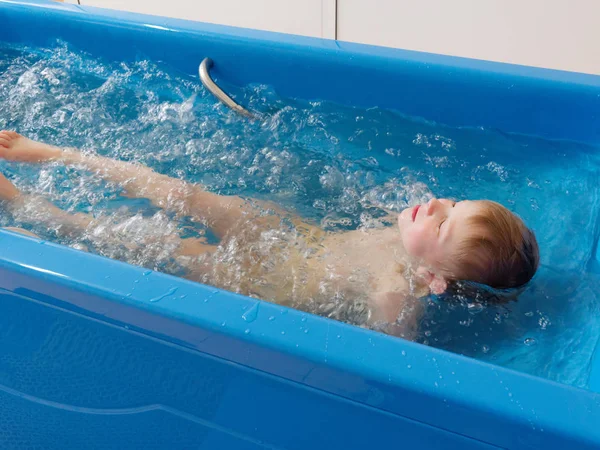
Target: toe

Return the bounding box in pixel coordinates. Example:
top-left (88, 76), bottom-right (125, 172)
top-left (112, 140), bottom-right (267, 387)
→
top-left (0, 130), bottom-right (20, 139)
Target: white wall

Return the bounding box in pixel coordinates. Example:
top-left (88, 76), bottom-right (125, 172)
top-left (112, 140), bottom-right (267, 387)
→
top-left (60, 0), bottom-right (600, 75)
top-left (337, 0), bottom-right (600, 75)
top-left (77, 0), bottom-right (337, 39)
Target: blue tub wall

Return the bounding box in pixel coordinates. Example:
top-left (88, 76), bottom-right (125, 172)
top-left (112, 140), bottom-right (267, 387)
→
top-left (0, 289), bottom-right (492, 449)
top-left (0, 1), bottom-right (599, 449)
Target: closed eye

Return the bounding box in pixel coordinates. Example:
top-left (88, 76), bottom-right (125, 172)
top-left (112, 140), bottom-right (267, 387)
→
top-left (438, 202), bottom-right (455, 233)
top-left (438, 202), bottom-right (457, 234)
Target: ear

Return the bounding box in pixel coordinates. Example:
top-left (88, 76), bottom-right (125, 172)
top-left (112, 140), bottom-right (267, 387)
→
top-left (428, 275), bottom-right (448, 295)
top-left (416, 266), bottom-right (448, 295)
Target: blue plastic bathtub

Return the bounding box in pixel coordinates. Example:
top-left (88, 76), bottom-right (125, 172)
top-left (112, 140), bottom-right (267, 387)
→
top-left (1, 1), bottom-right (600, 448)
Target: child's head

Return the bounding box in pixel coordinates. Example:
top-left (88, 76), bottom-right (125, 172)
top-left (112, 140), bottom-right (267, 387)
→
top-left (397, 198), bottom-right (539, 295)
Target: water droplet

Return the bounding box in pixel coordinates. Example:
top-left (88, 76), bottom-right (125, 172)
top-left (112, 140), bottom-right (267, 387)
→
top-left (221, 321), bottom-right (227, 327)
top-left (179, 294), bottom-right (187, 299)
top-left (525, 311), bottom-right (534, 317)
top-left (407, 365), bottom-right (412, 369)
top-left (434, 382), bottom-right (439, 387)
top-left (244, 329), bottom-right (251, 334)
top-left (143, 270), bottom-right (152, 276)
top-left (149, 287), bottom-right (178, 303)
top-left (242, 302), bottom-right (260, 323)
top-left (524, 337), bottom-right (536, 346)
top-left (468, 302), bottom-right (484, 314)
top-left (304, 329), bottom-right (309, 334)
top-left (301, 317), bottom-right (307, 322)
top-left (456, 380), bottom-right (460, 384)
top-left (482, 345), bottom-right (490, 353)
top-left (538, 316), bottom-right (550, 330)
top-left (281, 331), bottom-right (286, 335)
top-left (268, 316), bottom-right (276, 321)
top-left (401, 350), bottom-right (406, 356)
top-left (336, 335), bottom-right (341, 339)
top-left (134, 279), bottom-right (140, 284)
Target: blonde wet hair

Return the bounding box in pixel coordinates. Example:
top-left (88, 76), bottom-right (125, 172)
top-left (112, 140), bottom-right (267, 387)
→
top-left (443, 200), bottom-right (539, 290)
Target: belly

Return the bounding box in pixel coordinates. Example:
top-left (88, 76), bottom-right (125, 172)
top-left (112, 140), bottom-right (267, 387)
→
top-left (190, 218), bottom-right (326, 307)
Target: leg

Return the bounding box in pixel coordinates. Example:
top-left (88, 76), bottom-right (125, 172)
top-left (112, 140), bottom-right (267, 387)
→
top-left (0, 131), bottom-right (324, 239)
top-left (177, 236), bottom-right (218, 257)
top-left (0, 131), bottom-right (275, 238)
top-left (0, 171), bottom-right (92, 238)
top-left (0, 170), bottom-right (216, 260)
top-left (2, 227), bottom-right (40, 238)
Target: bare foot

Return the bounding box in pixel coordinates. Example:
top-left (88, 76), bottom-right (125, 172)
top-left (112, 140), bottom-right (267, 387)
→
top-left (0, 131), bottom-right (62, 163)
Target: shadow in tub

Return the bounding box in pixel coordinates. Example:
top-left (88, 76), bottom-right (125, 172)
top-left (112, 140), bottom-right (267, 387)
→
top-left (417, 267), bottom-right (595, 386)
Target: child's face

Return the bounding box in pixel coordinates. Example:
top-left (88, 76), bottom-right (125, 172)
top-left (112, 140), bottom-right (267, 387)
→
top-left (397, 198), bottom-right (483, 275)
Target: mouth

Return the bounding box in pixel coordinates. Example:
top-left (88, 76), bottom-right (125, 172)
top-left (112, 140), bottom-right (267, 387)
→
top-left (411, 204), bottom-right (420, 222)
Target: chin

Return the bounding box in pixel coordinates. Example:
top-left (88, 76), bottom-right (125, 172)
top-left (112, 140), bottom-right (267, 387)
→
top-left (399, 232), bottom-right (413, 252)
top-left (397, 208), bottom-right (412, 228)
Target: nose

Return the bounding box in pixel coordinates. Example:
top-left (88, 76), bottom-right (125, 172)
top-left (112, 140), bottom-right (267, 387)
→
top-left (426, 198), bottom-right (440, 216)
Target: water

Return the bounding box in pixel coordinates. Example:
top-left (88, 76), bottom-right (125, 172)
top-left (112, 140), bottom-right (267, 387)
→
top-left (0, 41), bottom-right (599, 388)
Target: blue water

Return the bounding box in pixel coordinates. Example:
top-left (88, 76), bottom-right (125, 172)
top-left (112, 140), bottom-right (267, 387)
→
top-left (0, 42), bottom-right (599, 388)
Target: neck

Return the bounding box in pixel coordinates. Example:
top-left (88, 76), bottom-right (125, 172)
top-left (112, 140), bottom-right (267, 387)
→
top-left (374, 225), bottom-right (403, 243)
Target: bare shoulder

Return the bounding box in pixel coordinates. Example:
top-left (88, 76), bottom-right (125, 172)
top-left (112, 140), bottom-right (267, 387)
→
top-left (369, 290), bottom-right (424, 339)
top-left (369, 289), bottom-right (410, 323)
